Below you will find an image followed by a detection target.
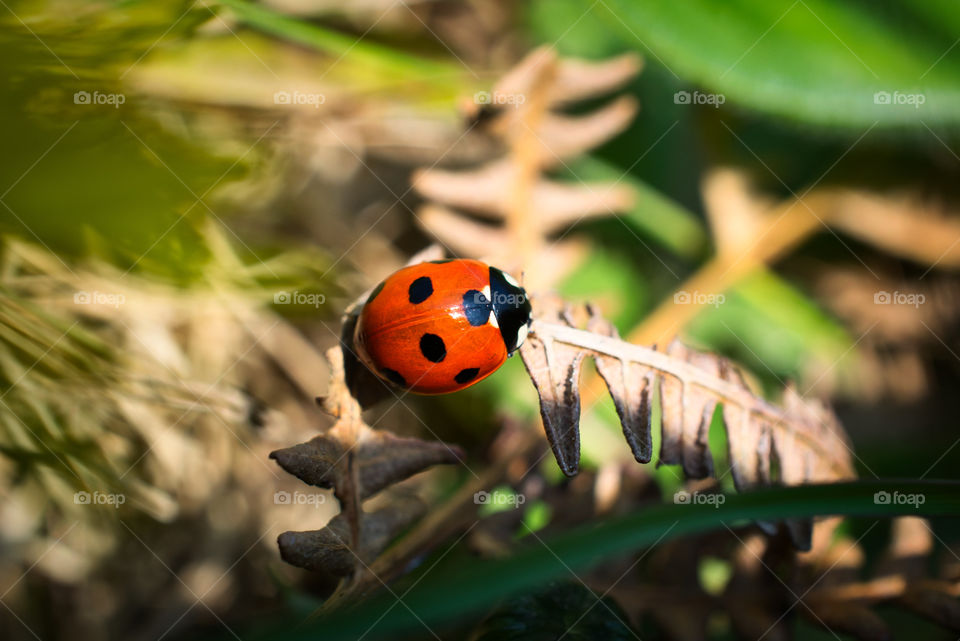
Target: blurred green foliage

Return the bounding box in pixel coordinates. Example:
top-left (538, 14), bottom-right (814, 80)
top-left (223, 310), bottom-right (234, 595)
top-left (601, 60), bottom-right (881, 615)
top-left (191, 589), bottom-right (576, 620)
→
top-left (0, 1), bottom-right (230, 280)
top-left (534, 0), bottom-right (960, 129)
top-left (3, 2), bottom-right (960, 640)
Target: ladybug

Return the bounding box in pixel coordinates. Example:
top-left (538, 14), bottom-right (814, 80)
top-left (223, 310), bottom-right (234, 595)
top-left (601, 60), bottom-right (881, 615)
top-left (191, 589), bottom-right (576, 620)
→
top-left (355, 259), bottom-right (532, 394)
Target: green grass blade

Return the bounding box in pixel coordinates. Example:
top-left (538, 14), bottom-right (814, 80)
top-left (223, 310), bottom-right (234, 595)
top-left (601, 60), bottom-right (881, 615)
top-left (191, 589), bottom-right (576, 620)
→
top-left (294, 479), bottom-right (960, 640)
top-left (217, 0), bottom-right (463, 80)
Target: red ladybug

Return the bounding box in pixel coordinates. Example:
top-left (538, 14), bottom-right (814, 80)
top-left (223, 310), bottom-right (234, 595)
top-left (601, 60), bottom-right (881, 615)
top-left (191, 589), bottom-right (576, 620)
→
top-left (355, 259), bottom-right (532, 394)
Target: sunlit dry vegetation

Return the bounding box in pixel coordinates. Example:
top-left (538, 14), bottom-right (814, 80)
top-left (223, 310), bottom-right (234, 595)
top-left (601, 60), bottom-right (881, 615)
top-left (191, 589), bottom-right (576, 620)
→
top-left (2, 1), bottom-right (960, 640)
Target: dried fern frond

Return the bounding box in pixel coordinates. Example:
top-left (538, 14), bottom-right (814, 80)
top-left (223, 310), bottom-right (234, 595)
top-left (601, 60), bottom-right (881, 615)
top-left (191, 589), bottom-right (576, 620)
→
top-left (520, 298), bottom-right (856, 548)
top-left (271, 346), bottom-right (464, 575)
top-left (413, 46), bottom-right (641, 289)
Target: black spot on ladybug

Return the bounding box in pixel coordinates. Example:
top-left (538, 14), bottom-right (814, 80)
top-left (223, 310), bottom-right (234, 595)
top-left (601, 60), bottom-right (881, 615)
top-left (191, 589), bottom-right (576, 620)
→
top-left (428, 259), bottom-right (453, 264)
top-left (367, 281), bottom-right (385, 304)
top-left (454, 367), bottom-right (479, 384)
top-left (408, 276), bottom-right (433, 304)
top-left (462, 289), bottom-right (492, 326)
top-left (380, 367), bottom-right (407, 387)
top-left (419, 333), bottom-right (446, 362)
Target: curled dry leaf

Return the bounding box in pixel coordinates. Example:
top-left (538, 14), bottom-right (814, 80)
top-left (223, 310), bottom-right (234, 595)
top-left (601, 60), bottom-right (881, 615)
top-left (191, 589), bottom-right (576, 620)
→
top-left (278, 493), bottom-right (426, 577)
top-left (520, 300), bottom-right (856, 549)
top-left (518, 304), bottom-right (586, 476)
top-left (272, 346), bottom-right (463, 575)
top-left (270, 428), bottom-right (464, 501)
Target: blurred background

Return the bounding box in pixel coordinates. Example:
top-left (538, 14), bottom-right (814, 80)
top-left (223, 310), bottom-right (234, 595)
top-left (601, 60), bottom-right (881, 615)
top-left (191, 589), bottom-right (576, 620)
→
top-left (2, 1), bottom-right (960, 639)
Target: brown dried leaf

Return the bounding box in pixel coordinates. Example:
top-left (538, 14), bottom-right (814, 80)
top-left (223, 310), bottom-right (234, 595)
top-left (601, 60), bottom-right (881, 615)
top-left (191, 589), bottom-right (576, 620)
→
top-left (520, 304), bottom-right (856, 549)
top-left (417, 204), bottom-right (503, 257)
top-left (414, 160), bottom-right (634, 231)
top-left (548, 53), bottom-right (643, 105)
top-left (536, 96), bottom-right (639, 163)
top-left (270, 429), bottom-right (464, 500)
top-left (415, 47), bottom-right (642, 290)
top-left (658, 340), bottom-right (724, 479)
top-left (492, 47), bottom-right (641, 108)
top-left (277, 493), bottom-right (426, 575)
top-left (587, 311), bottom-right (654, 464)
top-left (519, 308), bottom-right (586, 477)
top-left (273, 341), bottom-right (464, 575)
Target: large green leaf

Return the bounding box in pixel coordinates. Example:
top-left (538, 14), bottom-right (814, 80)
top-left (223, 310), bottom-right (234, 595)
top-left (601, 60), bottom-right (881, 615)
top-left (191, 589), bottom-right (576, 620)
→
top-left (279, 480), bottom-right (960, 640)
top-left (594, 0), bottom-right (960, 129)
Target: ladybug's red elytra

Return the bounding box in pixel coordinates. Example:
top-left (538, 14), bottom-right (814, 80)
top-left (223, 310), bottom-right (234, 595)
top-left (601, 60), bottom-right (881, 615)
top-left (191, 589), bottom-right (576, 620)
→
top-left (355, 259), bottom-right (532, 394)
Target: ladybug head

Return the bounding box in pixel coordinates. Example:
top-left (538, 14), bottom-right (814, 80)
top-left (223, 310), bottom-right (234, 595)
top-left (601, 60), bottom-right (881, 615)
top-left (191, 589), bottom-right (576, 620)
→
top-left (488, 266), bottom-right (532, 354)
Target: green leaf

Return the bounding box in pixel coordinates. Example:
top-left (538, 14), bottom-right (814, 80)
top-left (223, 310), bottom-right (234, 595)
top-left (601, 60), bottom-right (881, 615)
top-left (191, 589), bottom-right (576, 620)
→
top-left (293, 480), bottom-right (960, 640)
top-left (698, 556), bottom-right (733, 596)
top-left (518, 500), bottom-right (553, 538)
top-left (594, 0), bottom-right (960, 129)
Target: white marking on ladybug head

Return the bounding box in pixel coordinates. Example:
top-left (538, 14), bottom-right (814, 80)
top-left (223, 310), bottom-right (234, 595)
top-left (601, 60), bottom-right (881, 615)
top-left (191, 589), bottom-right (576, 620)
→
top-left (515, 322), bottom-right (529, 349)
top-left (502, 272), bottom-right (520, 288)
top-left (488, 310), bottom-right (499, 329)
top-left (482, 284), bottom-right (491, 300)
